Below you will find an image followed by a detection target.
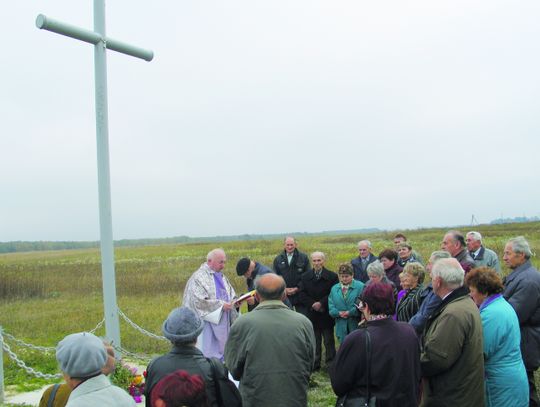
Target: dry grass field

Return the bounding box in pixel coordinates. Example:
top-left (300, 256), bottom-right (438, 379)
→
top-left (1, 222), bottom-right (539, 406)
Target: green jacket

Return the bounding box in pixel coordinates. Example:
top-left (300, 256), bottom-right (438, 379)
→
top-left (224, 300), bottom-right (316, 407)
top-left (420, 286), bottom-right (485, 407)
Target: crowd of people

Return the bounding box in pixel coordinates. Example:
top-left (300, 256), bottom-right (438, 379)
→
top-left (43, 231), bottom-right (540, 407)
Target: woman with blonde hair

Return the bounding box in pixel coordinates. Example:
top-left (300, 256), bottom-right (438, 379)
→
top-left (396, 262), bottom-right (425, 322)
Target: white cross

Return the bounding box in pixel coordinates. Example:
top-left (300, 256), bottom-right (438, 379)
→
top-left (36, 0), bottom-right (153, 348)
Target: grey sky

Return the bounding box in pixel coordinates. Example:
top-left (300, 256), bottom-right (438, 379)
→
top-left (2, 1), bottom-right (539, 241)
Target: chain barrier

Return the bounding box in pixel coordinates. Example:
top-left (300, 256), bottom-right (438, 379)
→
top-left (117, 309), bottom-right (168, 342)
top-left (1, 337), bottom-right (62, 380)
top-left (1, 332), bottom-right (55, 353)
top-left (89, 318), bottom-right (106, 334)
top-left (113, 345), bottom-right (153, 363)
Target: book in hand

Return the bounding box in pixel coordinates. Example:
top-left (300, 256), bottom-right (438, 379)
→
top-left (233, 290), bottom-right (256, 305)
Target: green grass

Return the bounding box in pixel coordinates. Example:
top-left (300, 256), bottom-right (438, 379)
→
top-left (1, 222), bottom-right (539, 405)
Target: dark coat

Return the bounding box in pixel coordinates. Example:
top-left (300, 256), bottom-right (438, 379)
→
top-left (385, 262), bottom-right (403, 290)
top-left (298, 267), bottom-right (339, 329)
top-left (330, 318), bottom-right (421, 407)
top-left (420, 286), bottom-right (485, 407)
top-left (396, 285), bottom-right (424, 323)
top-left (246, 262), bottom-right (273, 312)
top-left (409, 283), bottom-right (442, 336)
top-left (503, 260), bottom-right (540, 370)
top-left (145, 345), bottom-right (222, 407)
top-left (351, 253), bottom-right (378, 283)
top-left (273, 248), bottom-right (310, 305)
top-left (454, 249), bottom-right (475, 273)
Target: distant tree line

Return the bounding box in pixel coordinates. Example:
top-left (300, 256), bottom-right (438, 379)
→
top-left (0, 228), bottom-right (381, 254)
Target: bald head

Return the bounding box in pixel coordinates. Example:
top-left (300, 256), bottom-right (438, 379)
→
top-left (255, 274), bottom-right (286, 302)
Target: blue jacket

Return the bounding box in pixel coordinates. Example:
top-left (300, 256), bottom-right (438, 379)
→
top-left (409, 283), bottom-right (442, 336)
top-left (328, 280), bottom-right (365, 343)
top-left (480, 295), bottom-right (528, 407)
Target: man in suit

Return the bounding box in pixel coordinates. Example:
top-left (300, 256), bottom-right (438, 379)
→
top-left (351, 240), bottom-right (378, 282)
top-left (298, 251), bottom-right (339, 370)
top-left (273, 236), bottom-right (310, 315)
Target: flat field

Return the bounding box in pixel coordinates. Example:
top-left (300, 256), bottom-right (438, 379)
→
top-left (1, 222), bottom-right (539, 406)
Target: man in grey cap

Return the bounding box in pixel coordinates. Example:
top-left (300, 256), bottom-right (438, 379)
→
top-left (144, 306), bottom-right (241, 407)
top-left (56, 332), bottom-right (135, 407)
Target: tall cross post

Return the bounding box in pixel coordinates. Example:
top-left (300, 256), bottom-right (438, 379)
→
top-left (36, 1), bottom-right (153, 348)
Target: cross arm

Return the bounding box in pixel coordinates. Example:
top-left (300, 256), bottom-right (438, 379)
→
top-left (36, 14), bottom-right (153, 62)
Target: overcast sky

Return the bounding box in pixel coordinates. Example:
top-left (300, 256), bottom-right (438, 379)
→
top-left (2, 1), bottom-right (539, 241)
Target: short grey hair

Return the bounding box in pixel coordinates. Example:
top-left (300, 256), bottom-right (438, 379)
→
top-left (311, 251), bottom-right (325, 260)
top-left (207, 248), bottom-right (225, 261)
top-left (507, 236), bottom-right (532, 259)
top-left (430, 250), bottom-right (452, 263)
top-left (431, 258), bottom-right (464, 290)
top-left (467, 231), bottom-right (482, 242)
top-left (366, 260), bottom-right (384, 277)
top-left (358, 240), bottom-right (372, 248)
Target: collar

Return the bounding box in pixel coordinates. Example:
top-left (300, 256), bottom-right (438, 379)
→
top-left (253, 300), bottom-right (289, 310)
top-left (506, 260), bottom-right (532, 282)
top-left (70, 375), bottom-right (111, 399)
top-left (171, 345), bottom-right (203, 356)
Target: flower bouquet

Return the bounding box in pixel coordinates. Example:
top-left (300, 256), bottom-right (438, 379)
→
top-left (111, 361), bottom-right (146, 403)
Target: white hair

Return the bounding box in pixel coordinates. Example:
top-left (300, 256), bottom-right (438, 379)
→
top-left (467, 231), bottom-right (482, 242)
top-left (358, 240), bottom-right (372, 248)
top-left (507, 236), bottom-right (532, 259)
top-left (430, 250), bottom-right (452, 263)
top-left (207, 248), bottom-right (225, 261)
top-left (311, 251), bottom-right (326, 260)
top-left (367, 260), bottom-right (384, 277)
top-left (431, 258), bottom-right (464, 290)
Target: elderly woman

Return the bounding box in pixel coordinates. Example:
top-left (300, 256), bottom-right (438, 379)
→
top-left (379, 249), bottom-right (403, 290)
top-left (397, 243), bottom-right (422, 267)
top-left (330, 283), bottom-right (421, 407)
top-left (396, 263), bottom-right (425, 322)
top-left (365, 261), bottom-right (397, 301)
top-left (465, 267), bottom-right (528, 407)
top-left (329, 263), bottom-right (365, 343)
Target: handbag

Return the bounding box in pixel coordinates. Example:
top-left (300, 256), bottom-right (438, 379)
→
top-left (335, 327), bottom-right (376, 407)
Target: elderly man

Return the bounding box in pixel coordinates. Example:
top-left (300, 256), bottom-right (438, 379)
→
top-left (236, 257), bottom-right (274, 311)
top-left (182, 248), bottom-right (237, 360)
top-left (273, 236), bottom-right (310, 314)
top-left (351, 240), bottom-right (378, 283)
top-left (441, 230), bottom-right (475, 273)
top-left (56, 332), bottom-right (135, 407)
top-left (420, 258), bottom-right (484, 407)
top-left (502, 236), bottom-right (540, 407)
top-left (465, 231), bottom-right (501, 273)
top-left (225, 274), bottom-right (316, 407)
top-left (409, 250), bottom-right (451, 336)
top-left (298, 251), bottom-right (339, 371)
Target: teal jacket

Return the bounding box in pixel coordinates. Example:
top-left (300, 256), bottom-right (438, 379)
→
top-left (480, 295), bottom-right (528, 407)
top-left (328, 280), bottom-right (365, 343)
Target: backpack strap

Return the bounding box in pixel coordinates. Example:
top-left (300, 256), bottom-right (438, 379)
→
top-left (48, 384), bottom-right (61, 407)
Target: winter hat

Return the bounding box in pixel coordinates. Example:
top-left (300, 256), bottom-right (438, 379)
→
top-left (236, 257), bottom-right (251, 276)
top-left (162, 307), bottom-right (203, 344)
top-left (56, 332), bottom-right (107, 378)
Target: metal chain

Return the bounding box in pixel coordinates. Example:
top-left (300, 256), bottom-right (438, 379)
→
top-left (118, 309), bottom-right (167, 341)
top-left (1, 338), bottom-right (62, 379)
top-left (1, 318), bottom-right (105, 353)
top-left (89, 318), bottom-right (105, 334)
top-left (2, 331), bottom-right (55, 352)
top-left (113, 344), bottom-right (153, 363)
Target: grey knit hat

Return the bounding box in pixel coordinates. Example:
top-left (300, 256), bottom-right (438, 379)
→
top-left (162, 307), bottom-right (204, 344)
top-left (56, 332), bottom-right (107, 378)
